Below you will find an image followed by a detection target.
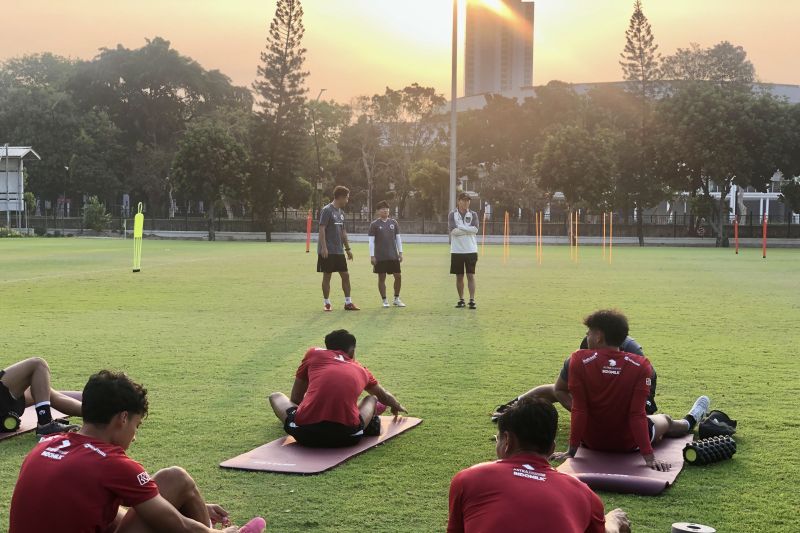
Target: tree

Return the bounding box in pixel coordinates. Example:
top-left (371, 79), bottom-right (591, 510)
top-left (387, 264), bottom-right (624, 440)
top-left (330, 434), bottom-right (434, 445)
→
top-left (662, 41), bottom-right (755, 88)
top-left (83, 196), bottom-right (112, 232)
top-left (171, 121), bottom-right (248, 241)
top-left (304, 99), bottom-right (352, 210)
top-left (619, 0), bottom-right (661, 101)
top-left (251, 0), bottom-right (309, 240)
top-left (780, 179), bottom-right (800, 218)
top-left (409, 159), bottom-right (449, 217)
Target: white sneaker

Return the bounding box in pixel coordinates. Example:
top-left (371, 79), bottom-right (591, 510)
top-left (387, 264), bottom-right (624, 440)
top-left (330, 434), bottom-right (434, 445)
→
top-left (393, 298), bottom-right (406, 307)
top-left (688, 395), bottom-right (710, 423)
top-left (382, 300), bottom-right (390, 308)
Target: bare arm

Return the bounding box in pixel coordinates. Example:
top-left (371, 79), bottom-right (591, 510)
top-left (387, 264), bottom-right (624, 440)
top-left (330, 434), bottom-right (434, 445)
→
top-left (342, 227), bottom-right (353, 260)
top-left (365, 383), bottom-right (407, 416)
top-left (290, 378), bottom-right (309, 405)
top-left (133, 495), bottom-right (236, 533)
top-left (554, 376), bottom-right (572, 411)
top-left (319, 226), bottom-right (328, 257)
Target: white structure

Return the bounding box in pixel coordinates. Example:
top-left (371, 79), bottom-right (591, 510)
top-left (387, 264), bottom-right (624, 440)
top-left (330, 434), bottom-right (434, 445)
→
top-left (465, 0), bottom-right (535, 97)
top-left (1, 145), bottom-right (41, 228)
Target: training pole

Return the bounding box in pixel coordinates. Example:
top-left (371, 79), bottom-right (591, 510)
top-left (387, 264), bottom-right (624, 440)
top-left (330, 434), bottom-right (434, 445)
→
top-left (734, 218), bottom-right (739, 255)
top-left (503, 211), bottom-right (509, 264)
top-left (481, 211), bottom-right (487, 256)
top-left (602, 212), bottom-right (606, 260)
top-left (132, 202), bottom-right (144, 273)
top-left (574, 210), bottom-right (579, 264)
top-left (538, 211), bottom-right (543, 265)
top-left (305, 209), bottom-right (312, 253)
top-left (762, 214), bottom-right (768, 259)
top-left (609, 213), bottom-right (613, 265)
top-left (534, 211), bottom-right (539, 265)
top-left (568, 210), bottom-right (573, 261)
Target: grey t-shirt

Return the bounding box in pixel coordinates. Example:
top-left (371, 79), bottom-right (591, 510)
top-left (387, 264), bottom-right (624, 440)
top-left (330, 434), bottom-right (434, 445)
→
top-left (368, 218), bottom-right (400, 261)
top-left (318, 203), bottom-right (345, 255)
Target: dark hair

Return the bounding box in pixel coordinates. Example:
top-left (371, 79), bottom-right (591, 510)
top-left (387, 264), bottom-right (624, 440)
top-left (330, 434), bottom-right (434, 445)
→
top-left (457, 192), bottom-right (471, 201)
top-left (497, 397), bottom-right (558, 454)
top-left (583, 309), bottom-right (629, 347)
top-left (333, 186), bottom-right (350, 199)
top-left (375, 200), bottom-right (389, 210)
top-left (82, 370), bottom-right (149, 424)
top-left (325, 329), bottom-right (356, 352)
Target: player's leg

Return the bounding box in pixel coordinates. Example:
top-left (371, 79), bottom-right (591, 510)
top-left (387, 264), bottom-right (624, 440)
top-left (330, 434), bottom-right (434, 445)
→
top-left (466, 273), bottom-right (476, 304)
top-left (392, 273), bottom-right (405, 306)
top-left (358, 395), bottom-right (377, 423)
top-left (340, 271), bottom-right (351, 298)
top-left (520, 384), bottom-right (559, 404)
top-left (455, 274), bottom-right (465, 301)
top-left (268, 392), bottom-right (297, 424)
top-left (321, 272), bottom-right (332, 299)
top-left (1, 358), bottom-right (50, 402)
top-left (377, 272), bottom-right (387, 301)
top-left (24, 389), bottom-right (82, 417)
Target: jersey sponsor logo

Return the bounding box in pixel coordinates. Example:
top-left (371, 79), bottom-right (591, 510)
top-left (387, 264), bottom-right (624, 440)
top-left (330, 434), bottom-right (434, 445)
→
top-left (137, 471), bottom-right (152, 486)
top-left (602, 367), bottom-right (621, 375)
top-left (624, 356), bottom-right (641, 367)
top-left (512, 466), bottom-right (546, 481)
top-left (41, 439), bottom-right (71, 460)
top-left (84, 443), bottom-right (107, 457)
top-left (582, 354), bottom-right (597, 364)
top-left (333, 354), bottom-right (346, 362)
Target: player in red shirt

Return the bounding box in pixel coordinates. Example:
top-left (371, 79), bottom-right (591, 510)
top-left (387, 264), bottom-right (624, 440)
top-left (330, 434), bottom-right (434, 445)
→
top-left (448, 397), bottom-right (631, 533)
top-left (551, 310), bottom-right (709, 471)
top-left (269, 329), bottom-right (407, 447)
top-left (9, 370), bottom-right (264, 533)
top-left (1, 357), bottom-right (82, 436)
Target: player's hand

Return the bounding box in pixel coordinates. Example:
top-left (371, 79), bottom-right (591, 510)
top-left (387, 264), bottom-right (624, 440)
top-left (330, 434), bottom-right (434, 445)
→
top-left (391, 403), bottom-right (408, 417)
top-left (206, 503), bottom-right (230, 526)
top-left (645, 455), bottom-right (671, 471)
top-left (549, 450), bottom-right (573, 462)
top-left (604, 508), bottom-right (631, 533)
top-left (321, 248), bottom-right (329, 259)
top-left (398, 253), bottom-right (403, 263)
top-left (370, 256), bottom-right (376, 266)
top-left (346, 249), bottom-right (353, 261)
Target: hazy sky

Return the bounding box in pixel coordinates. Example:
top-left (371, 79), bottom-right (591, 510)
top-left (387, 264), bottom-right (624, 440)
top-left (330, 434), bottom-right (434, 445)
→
top-left (2, 0), bottom-right (798, 102)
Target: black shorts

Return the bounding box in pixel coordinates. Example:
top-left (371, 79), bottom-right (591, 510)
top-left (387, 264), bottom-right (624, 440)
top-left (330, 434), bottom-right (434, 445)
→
top-left (0, 370), bottom-right (26, 419)
top-left (284, 407), bottom-right (364, 448)
top-left (317, 254), bottom-right (348, 273)
top-left (450, 253), bottom-right (478, 275)
top-left (373, 260), bottom-right (401, 274)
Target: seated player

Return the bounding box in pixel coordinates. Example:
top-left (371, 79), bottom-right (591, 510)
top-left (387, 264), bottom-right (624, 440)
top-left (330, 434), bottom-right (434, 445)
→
top-left (493, 335), bottom-right (658, 418)
top-left (448, 397), bottom-right (631, 533)
top-left (9, 370), bottom-right (264, 533)
top-left (550, 310), bottom-right (709, 471)
top-left (1, 357), bottom-right (82, 436)
top-left (269, 329), bottom-right (407, 447)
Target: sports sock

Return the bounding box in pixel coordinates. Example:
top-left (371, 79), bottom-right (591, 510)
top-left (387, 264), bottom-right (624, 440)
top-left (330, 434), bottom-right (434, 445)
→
top-left (323, 298), bottom-right (331, 305)
top-left (382, 298), bottom-right (388, 304)
top-left (35, 401), bottom-right (53, 425)
top-left (345, 297), bottom-right (352, 304)
top-left (394, 295), bottom-right (400, 299)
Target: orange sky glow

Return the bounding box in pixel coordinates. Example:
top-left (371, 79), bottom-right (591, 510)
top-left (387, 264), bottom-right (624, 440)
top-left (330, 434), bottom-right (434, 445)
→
top-left (2, 0), bottom-right (798, 103)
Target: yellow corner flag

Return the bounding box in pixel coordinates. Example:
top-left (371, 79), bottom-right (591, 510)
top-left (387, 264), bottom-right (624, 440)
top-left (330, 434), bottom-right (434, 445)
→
top-left (133, 202), bottom-right (144, 272)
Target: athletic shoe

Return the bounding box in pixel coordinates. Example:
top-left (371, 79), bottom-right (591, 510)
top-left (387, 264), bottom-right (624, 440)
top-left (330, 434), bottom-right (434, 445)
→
top-left (468, 301), bottom-right (477, 310)
top-left (239, 516), bottom-right (267, 533)
top-left (686, 395), bottom-right (710, 429)
top-left (382, 301), bottom-right (390, 308)
top-left (364, 415), bottom-right (382, 436)
top-left (393, 298), bottom-right (406, 307)
top-left (375, 401), bottom-right (387, 416)
top-left (323, 303), bottom-right (332, 312)
top-left (36, 419), bottom-right (79, 436)
top-left (455, 300), bottom-right (466, 308)
top-left (344, 302), bottom-right (361, 311)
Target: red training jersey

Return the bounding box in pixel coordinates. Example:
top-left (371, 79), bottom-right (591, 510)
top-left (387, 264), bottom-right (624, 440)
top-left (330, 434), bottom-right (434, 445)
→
top-left (10, 432), bottom-right (159, 533)
top-left (447, 454), bottom-right (606, 533)
top-left (294, 348), bottom-right (378, 427)
top-left (568, 348), bottom-right (654, 456)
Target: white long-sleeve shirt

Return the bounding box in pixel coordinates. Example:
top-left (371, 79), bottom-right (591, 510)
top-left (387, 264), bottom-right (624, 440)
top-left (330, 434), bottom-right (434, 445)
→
top-left (448, 209), bottom-right (479, 254)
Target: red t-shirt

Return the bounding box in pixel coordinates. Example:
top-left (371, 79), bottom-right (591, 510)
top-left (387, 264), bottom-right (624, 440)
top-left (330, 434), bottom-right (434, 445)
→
top-left (568, 348), bottom-right (654, 456)
top-left (448, 454), bottom-right (606, 533)
top-left (294, 348), bottom-right (378, 427)
top-left (9, 432), bottom-right (159, 533)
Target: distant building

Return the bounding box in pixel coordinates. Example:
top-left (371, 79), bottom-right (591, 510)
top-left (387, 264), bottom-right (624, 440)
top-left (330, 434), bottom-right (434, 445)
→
top-left (465, 0), bottom-right (535, 97)
top-left (1, 146), bottom-right (40, 227)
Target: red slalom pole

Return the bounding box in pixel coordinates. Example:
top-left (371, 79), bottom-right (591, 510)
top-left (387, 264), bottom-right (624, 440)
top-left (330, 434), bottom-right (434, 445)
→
top-left (762, 214), bottom-right (768, 259)
top-left (305, 209), bottom-right (312, 253)
top-left (734, 219), bottom-right (739, 254)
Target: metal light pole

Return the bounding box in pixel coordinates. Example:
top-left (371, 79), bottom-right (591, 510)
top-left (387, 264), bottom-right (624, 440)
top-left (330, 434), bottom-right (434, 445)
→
top-left (4, 143), bottom-right (9, 228)
top-left (310, 88), bottom-right (327, 217)
top-left (448, 0), bottom-right (458, 213)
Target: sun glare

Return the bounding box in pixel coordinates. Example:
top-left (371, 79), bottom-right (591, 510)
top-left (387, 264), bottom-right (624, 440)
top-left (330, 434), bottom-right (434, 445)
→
top-left (474, 0), bottom-right (515, 20)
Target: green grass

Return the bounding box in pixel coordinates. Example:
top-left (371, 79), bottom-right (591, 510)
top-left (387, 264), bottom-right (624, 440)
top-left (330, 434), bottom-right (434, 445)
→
top-left (1, 238), bottom-right (798, 532)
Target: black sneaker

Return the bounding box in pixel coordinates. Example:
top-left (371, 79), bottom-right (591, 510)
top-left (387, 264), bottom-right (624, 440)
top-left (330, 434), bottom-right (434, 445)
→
top-left (468, 301), bottom-right (477, 310)
top-left (455, 300), bottom-right (466, 308)
top-left (364, 415), bottom-right (382, 437)
top-left (36, 419), bottom-right (79, 437)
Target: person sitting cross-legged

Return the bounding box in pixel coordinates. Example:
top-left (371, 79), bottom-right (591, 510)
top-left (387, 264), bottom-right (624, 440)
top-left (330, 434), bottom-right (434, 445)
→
top-left (9, 370), bottom-right (264, 533)
top-left (269, 329), bottom-right (407, 447)
top-left (1, 357), bottom-right (82, 436)
top-left (448, 397), bottom-right (631, 533)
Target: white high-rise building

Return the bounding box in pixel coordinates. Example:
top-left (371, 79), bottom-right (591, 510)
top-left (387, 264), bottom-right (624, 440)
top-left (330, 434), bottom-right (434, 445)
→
top-left (465, 0), bottom-right (535, 97)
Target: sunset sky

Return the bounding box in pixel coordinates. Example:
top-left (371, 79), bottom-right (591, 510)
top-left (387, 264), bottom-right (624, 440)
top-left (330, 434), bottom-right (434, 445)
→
top-left (3, 0), bottom-right (798, 102)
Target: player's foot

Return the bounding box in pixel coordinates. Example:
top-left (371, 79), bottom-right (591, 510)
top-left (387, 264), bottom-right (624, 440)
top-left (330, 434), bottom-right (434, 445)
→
top-left (364, 415), bottom-right (382, 436)
top-left (686, 395), bottom-right (710, 430)
top-left (36, 419), bottom-right (79, 437)
top-left (393, 298), bottom-right (406, 307)
top-left (323, 302), bottom-right (332, 312)
top-left (344, 302), bottom-right (361, 311)
top-left (239, 516), bottom-right (267, 533)
top-left (382, 300), bottom-right (390, 308)
top-left (455, 299), bottom-right (466, 308)
top-left (468, 300), bottom-right (477, 310)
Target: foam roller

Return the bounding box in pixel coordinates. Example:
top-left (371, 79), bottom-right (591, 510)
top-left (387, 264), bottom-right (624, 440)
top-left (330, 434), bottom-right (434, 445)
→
top-left (683, 435), bottom-right (736, 465)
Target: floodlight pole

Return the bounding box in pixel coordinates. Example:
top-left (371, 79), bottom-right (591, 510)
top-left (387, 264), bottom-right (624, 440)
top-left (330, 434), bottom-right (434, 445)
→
top-left (310, 88), bottom-right (326, 218)
top-left (4, 143), bottom-right (9, 228)
top-left (448, 0), bottom-right (458, 213)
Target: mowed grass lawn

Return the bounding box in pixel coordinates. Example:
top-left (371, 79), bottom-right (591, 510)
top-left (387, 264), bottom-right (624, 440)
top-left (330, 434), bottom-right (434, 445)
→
top-left (1, 238), bottom-right (799, 532)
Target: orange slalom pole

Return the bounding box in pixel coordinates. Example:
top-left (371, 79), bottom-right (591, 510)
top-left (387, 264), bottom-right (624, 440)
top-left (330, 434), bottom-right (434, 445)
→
top-left (504, 211), bottom-right (510, 264)
top-left (609, 213), bottom-right (613, 265)
top-left (602, 212), bottom-right (607, 260)
top-left (539, 211), bottom-right (543, 264)
top-left (481, 211), bottom-right (487, 256)
top-left (575, 210), bottom-right (579, 264)
top-left (734, 218), bottom-right (739, 255)
top-left (305, 209), bottom-right (312, 253)
top-left (762, 214), bottom-right (768, 259)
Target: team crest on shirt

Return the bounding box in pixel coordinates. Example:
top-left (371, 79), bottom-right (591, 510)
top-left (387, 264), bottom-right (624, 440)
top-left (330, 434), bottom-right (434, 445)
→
top-left (137, 471), bottom-right (152, 486)
top-left (602, 358), bottom-right (621, 375)
top-left (389, 224), bottom-right (395, 230)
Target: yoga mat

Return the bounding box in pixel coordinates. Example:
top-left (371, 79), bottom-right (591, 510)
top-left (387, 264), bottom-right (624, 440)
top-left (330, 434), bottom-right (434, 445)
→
top-left (0, 391), bottom-right (82, 442)
top-left (221, 416), bottom-right (422, 474)
top-left (556, 434), bottom-right (694, 495)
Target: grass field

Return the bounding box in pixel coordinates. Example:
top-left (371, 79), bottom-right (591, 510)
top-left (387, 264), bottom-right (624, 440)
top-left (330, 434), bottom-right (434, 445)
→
top-left (1, 238), bottom-right (799, 532)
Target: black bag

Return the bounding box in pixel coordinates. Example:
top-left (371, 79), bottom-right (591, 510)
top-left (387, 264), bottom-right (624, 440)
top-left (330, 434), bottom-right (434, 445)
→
top-left (699, 410), bottom-right (737, 439)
